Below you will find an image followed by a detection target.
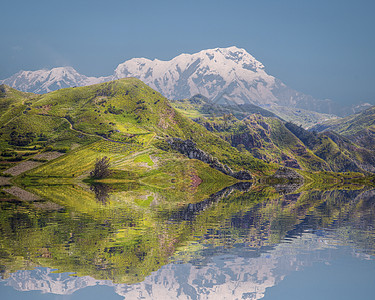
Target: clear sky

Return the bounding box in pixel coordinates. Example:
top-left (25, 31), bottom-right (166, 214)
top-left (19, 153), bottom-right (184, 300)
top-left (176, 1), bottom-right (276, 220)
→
top-left (1, 0), bottom-right (374, 105)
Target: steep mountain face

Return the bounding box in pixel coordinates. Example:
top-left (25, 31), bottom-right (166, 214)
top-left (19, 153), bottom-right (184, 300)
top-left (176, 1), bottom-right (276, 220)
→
top-left (195, 114), bottom-right (331, 172)
top-left (285, 122), bottom-right (375, 173)
top-left (311, 106), bottom-right (375, 149)
top-left (0, 67), bottom-right (109, 94)
top-left (1, 47), bottom-right (338, 115)
top-left (192, 111), bottom-right (375, 173)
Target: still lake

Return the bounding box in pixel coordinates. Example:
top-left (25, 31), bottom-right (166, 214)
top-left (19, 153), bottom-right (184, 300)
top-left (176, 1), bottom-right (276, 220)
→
top-left (1, 182), bottom-right (375, 299)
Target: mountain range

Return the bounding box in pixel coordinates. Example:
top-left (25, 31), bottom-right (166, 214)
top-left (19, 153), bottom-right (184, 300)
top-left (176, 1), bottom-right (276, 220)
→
top-left (1, 78), bottom-right (374, 182)
top-left (311, 105), bottom-right (375, 149)
top-left (169, 94), bottom-right (375, 173)
top-left (0, 66), bottom-right (107, 94)
top-left (1, 46), bottom-right (359, 116)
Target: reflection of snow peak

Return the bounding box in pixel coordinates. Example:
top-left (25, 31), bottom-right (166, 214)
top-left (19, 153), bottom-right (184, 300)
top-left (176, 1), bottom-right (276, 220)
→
top-left (2, 233), bottom-right (358, 300)
top-left (3, 268), bottom-right (105, 295)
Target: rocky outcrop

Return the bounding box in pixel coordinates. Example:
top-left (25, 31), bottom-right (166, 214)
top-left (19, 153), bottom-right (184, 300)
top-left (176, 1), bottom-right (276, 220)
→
top-left (280, 153), bottom-right (301, 169)
top-left (167, 138), bottom-right (252, 180)
top-left (230, 131), bottom-right (264, 149)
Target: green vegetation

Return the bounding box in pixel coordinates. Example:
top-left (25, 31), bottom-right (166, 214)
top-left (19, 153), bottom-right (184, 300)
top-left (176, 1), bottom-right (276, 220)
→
top-left (286, 122), bottom-right (375, 173)
top-left (0, 79), bottom-right (272, 183)
top-left (90, 156), bottom-right (112, 179)
top-left (189, 110), bottom-right (375, 174)
top-left (312, 105), bottom-right (375, 149)
top-left (193, 113), bottom-right (329, 171)
top-left (133, 153), bottom-right (154, 166)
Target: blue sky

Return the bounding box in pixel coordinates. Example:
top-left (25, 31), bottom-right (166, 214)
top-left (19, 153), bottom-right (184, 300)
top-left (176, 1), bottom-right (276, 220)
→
top-left (1, 0), bottom-right (374, 105)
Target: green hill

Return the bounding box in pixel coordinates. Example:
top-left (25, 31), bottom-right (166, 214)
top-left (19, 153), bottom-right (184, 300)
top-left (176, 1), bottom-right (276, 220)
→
top-left (194, 114), bottom-right (329, 171)
top-left (285, 122), bottom-right (375, 173)
top-left (0, 79), bottom-right (273, 187)
top-left (171, 93), bottom-right (375, 174)
top-left (192, 112), bottom-right (375, 174)
top-left (311, 105), bottom-right (375, 149)
top-left (0, 84), bottom-right (36, 127)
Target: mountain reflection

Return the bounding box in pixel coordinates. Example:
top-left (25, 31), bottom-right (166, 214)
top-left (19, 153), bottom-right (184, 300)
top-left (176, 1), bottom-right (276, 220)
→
top-left (0, 183), bottom-right (375, 299)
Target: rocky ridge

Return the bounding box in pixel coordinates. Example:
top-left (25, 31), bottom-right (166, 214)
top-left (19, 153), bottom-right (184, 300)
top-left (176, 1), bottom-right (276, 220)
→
top-left (167, 138), bottom-right (252, 180)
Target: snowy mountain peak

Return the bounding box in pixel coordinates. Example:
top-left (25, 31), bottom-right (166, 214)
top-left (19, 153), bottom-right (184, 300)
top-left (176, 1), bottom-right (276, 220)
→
top-left (14, 66), bottom-right (81, 83)
top-left (196, 46), bottom-right (265, 70)
top-left (113, 46), bottom-right (274, 103)
top-left (1, 66), bottom-right (108, 94)
top-left (1, 46), bottom-right (328, 113)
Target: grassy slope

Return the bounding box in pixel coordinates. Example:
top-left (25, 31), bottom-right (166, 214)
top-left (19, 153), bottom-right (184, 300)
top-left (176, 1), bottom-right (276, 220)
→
top-left (312, 106), bottom-right (375, 134)
top-left (0, 84), bottom-right (36, 125)
top-left (266, 117), bottom-right (330, 171)
top-left (178, 103), bottom-right (375, 174)
top-left (172, 96), bottom-right (363, 173)
top-left (311, 106), bottom-right (375, 148)
top-left (191, 113), bottom-right (331, 172)
top-left (285, 122), bottom-right (375, 173)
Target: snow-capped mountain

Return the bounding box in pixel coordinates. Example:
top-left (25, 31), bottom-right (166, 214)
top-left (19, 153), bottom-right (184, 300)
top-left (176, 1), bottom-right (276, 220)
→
top-left (115, 46), bottom-right (335, 112)
top-left (0, 67), bottom-right (109, 94)
top-left (0, 47), bottom-right (334, 113)
top-left (114, 47), bottom-right (278, 104)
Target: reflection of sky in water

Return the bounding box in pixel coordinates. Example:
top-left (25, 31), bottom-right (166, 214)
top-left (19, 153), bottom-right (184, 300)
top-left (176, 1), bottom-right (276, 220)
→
top-left (1, 231), bottom-right (375, 300)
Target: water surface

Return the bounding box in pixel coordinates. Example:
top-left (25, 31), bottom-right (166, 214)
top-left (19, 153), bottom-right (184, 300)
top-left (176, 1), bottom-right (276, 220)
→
top-left (1, 183), bottom-right (375, 299)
